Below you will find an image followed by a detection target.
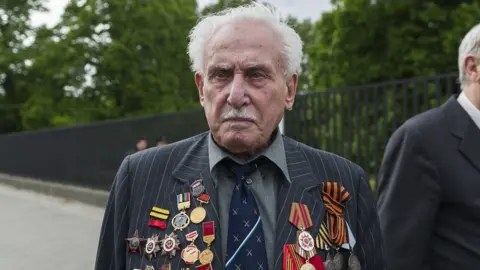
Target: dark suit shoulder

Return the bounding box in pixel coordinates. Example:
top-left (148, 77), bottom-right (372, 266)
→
top-left (121, 132), bottom-right (208, 189)
top-left (396, 101), bottom-right (449, 138)
top-left (284, 136), bottom-right (366, 178)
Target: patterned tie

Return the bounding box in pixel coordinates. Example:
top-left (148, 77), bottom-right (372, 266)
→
top-left (224, 157), bottom-right (269, 270)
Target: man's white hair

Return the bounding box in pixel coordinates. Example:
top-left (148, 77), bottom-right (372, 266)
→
top-left (187, 2), bottom-right (303, 77)
top-left (458, 23), bottom-right (480, 89)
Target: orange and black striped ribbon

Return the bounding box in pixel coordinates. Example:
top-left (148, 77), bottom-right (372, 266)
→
top-left (289, 202), bottom-right (313, 231)
top-left (317, 182), bottom-right (351, 248)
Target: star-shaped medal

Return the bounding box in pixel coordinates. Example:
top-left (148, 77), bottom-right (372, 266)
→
top-left (160, 232), bottom-right (180, 258)
top-left (144, 234), bottom-right (161, 260)
top-left (125, 229), bottom-right (146, 255)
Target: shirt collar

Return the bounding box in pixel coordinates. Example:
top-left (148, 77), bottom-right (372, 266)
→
top-left (458, 92), bottom-right (480, 130)
top-left (208, 130), bottom-right (291, 183)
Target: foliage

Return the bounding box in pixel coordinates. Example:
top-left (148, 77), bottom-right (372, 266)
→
top-left (0, 0), bottom-right (45, 132)
top-left (1, 0), bottom-right (199, 132)
top-left (201, 0), bottom-right (255, 15)
top-left (290, 0), bottom-right (480, 184)
top-left (0, 0), bottom-right (317, 133)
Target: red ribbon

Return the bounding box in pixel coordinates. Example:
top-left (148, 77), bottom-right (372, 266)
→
top-left (148, 219), bottom-right (167, 230)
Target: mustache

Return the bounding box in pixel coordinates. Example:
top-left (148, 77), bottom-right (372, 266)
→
top-left (221, 108), bottom-right (257, 121)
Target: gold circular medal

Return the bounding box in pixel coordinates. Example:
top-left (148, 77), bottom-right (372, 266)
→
top-left (190, 206), bottom-right (206, 224)
top-left (181, 244), bottom-right (200, 264)
top-left (300, 262), bottom-right (316, 270)
top-left (199, 249), bottom-right (214, 265)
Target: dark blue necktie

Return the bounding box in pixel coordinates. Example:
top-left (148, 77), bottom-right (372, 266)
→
top-left (224, 157), bottom-right (269, 270)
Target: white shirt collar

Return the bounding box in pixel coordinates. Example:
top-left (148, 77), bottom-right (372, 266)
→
top-left (457, 92), bottom-right (480, 130)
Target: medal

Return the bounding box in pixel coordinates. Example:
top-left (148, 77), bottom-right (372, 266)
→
top-left (283, 244), bottom-right (325, 270)
top-left (318, 182), bottom-right (359, 269)
top-left (190, 193), bottom-right (210, 224)
top-left (333, 252), bottom-right (345, 269)
top-left (191, 179), bottom-right (206, 197)
top-left (196, 264), bottom-right (212, 270)
top-left (289, 203), bottom-right (316, 267)
top-left (160, 264), bottom-right (171, 270)
top-left (346, 223), bottom-right (361, 270)
top-left (181, 231), bottom-right (200, 264)
top-left (160, 232), bottom-right (181, 258)
top-left (348, 252), bottom-right (361, 270)
top-left (144, 234), bottom-right (161, 260)
top-left (300, 262), bottom-right (316, 270)
top-left (125, 229), bottom-right (145, 255)
top-left (199, 221), bottom-right (215, 265)
top-left (321, 182), bottom-right (351, 248)
top-left (172, 192), bottom-right (191, 231)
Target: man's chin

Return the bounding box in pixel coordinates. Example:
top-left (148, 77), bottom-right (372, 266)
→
top-left (219, 131), bottom-right (255, 153)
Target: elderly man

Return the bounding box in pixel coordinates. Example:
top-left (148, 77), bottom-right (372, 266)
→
top-left (95, 4), bottom-right (384, 270)
top-left (377, 23), bottom-right (480, 270)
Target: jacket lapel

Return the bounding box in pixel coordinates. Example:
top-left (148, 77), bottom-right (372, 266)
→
top-left (171, 132), bottom-right (223, 267)
top-left (446, 96), bottom-right (480, 174)
top-left (273, 137), bottom-right (325, 270)
top-left (458, 121), bottom-right (480, 173)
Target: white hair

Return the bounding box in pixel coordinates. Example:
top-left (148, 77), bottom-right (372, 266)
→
top-left (187, 2), bottom-right (303, 77)
top-left (458, 23), bottom-right (480, 89)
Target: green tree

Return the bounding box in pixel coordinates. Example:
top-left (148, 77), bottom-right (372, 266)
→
top-left (201, 0), bottom-right (255, 15)
top-left (0, 0), bottom-right (45, 132)
top-left (289, 0), bottom-right (480, 187)
top-left (287, 17), bottom-right (314, 92)
top-left (15, 0), bottom-right (201, 131)
top-left (59, 0), bottom-right (199, 119)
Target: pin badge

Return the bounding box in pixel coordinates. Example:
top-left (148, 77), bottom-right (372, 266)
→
top-left (289, 203), bottom-right (317, 268)
top-left (172, 192), bottom-right (191, 231)
top-left (191, 179), bottom-right (206, 197)
top-left (125, 229), bottom-right (145, 255)
top-left (181, 230), bottom-right (201, 264)
top-left (190, 193), bottom-right (210, 224)
top-left (144, 234), bottom-right (161, 260)
top-left (160, 232), bottom-right (181, 258)
top-left (160, 264), bottom-right (171, 270)
top-left (199, 221), bottom-right (215, 265)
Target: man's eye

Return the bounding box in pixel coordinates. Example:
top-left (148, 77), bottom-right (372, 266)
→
top-left (214, 71), bottom-right (229, 79)
top-left (249, 71), bottom-right (265, 79)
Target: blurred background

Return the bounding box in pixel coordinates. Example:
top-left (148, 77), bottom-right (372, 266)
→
top-left (0, 0), bottom-right (476, 268)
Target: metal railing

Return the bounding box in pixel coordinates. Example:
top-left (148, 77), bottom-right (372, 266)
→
top-left (284, 72), bottom-right (460, 188)
top-left (0, 73), bottom-right (461, 190)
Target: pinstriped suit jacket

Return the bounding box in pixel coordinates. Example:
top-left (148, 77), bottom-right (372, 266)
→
top-left (95, 132), bottom-right (385, 270)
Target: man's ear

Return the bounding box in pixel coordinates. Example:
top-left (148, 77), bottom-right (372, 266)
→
top-left (195, 72), bottom-right (205, 106)
top-left (464, 55), bottom-right (480, 84)
top-left (285, 73), bottom-right (297, 110)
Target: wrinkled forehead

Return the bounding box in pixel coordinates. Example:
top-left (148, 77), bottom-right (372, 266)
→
top-left (204, 20), bottom-right (284, 72)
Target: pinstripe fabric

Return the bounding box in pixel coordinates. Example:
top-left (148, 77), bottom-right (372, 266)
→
top-left (94, 132), bottom-right (385, 270)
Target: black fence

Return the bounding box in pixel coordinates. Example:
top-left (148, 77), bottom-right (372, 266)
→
top-left (285, 72), bottom-right (460, 188)
top-left (0, 108), bottom-right (208, 190)
top-left (0, 72), bottom-right (461, 190)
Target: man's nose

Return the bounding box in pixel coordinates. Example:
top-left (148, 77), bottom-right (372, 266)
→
top-left (227, 74), bottom-right (248, 108)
